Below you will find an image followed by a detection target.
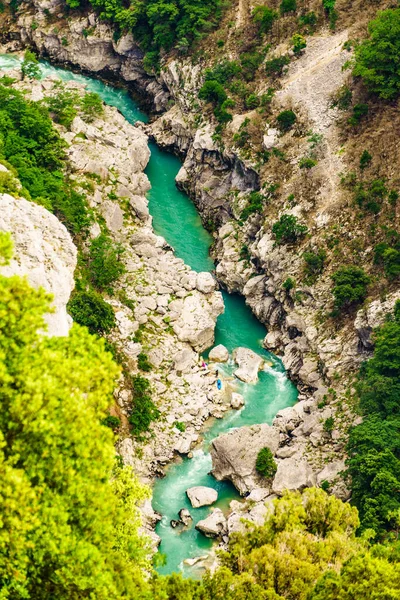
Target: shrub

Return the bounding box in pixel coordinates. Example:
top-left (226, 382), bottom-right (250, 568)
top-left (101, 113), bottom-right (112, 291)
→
top-left (374, 242), bottom-right (400, 279)
top-left (256, 447), bottom-right (277, 478)
top-left (354, 179), bottom-right (387, 214)
top-left (252, 5), bottom-right (278, 34)
top-left (174, 421), bottom-right (186, 432)
top-left (240, 51), bottom-right (265, 81)
top-left (331, 266), bottom-right (370, 310)
top-left (88, 233), bottom-right (126, 293)
top-left (299, 157), bottom-right (317, 169)
top-left (102, 415), bottom-right (121, 429)
top-left (283, 277), bottom-right (295, 291)
top-left (265, 55), bottom-right (290, 77)
top-left (276, 109), bottom-right (297, 131)
top-left (280, 0), bottom-right (297, 15)
top-left (46, 86), bottom-right (79, 128)
top-left (204, 60), bottom-right (242, 85)
top-left (80, 91), bottom-right (104, 122)
top-left (291, 33), bottom-right (307, 54)
top-left (272, 214), bottom-right (308, 244)
top-left (348, 103), bottom-right (368, 126)
top-left (128, 375), bottom-right (160, 440)
top-left (298, 11), bottom-right (317, 30)
top-left (331, 85), bottom-right (352, 110)
top-left (353, 9), bottom-right (400, 100)
top-left (359, 150), bottom-right (372, 170)
top-left (323, 417), bottom-right (335, 434)
top-left (21, 50), bottom-right (40, 80)
top-left (240, 191), bottom-right (266, 220)
top-left (245, 93), bottom-right (259, 109)
top-left (137, 352), bottom-right (152, 372)
top-left (322, 0), bottom-right (337, 29)
top-left (303, 248), bottom-right (326, 278)
top-left (68, 290), bottom-right (116, 335)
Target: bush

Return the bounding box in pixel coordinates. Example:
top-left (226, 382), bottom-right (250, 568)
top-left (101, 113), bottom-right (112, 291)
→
top-left (244, 93), bottom-right (259, 109)
top-left (102, 415), bottom-right (121, 429)
top-left (137, 352), bottom-right (152, 372)
top-left (322, 0), bottom-right (337, 30)
top-left (353, 9), bottom-right (400, 100)
top-left (252, 5), bottom-right (278, 34)
top-left (323, 417), bottom-right (334, 434)
top-left (298, 11), bottom-right (317, 30)
top-left (21, 50), bottom-right (40, 80)
top-left (46, 86), bottom-right (79, 129)
top-left (272, 214), bottom-right (308, 244)
top-left (280, 0), bottom-right (297, 15)
top-left (299, 157), bottom-right (317, 169)
top-left (68, 290), bottom-right (116, 335)
top-left (331, 266), bottom-right (370, 310)
top-left (348, 103), bottom-right (369, 126)
top-left (303, 248), bottom-right (326, 278)
top-left (283, 277), bottom-right (295, 291)
top-left (256, 447), bottom-right (277, 478)
top-left (204, 60), bottom-right (242, 85)
top-left (240, 191), bottom-right (266, 220)
top-left (128, 375), bottom-right (160, 440)
top-left (374, 242), bottom-right (400, 279)
top-left (265, 55), bottom-right (290, 77)
top-left (359, 149), bottom-right (372, 170)
top-left (88, 233), bottom-right (126, 293)
top-left (276, 109), bottom-right (297, 131)
top-left (331, 85), bottom-right (352, 110)
top-left (174, 421), bottom-right (186, 432)
top-left (80, 91), bottom-right (104, 122)
top-left (240, 51), bottom-right (265, 81)
top-left (291, 33), bottom-right (307, 54)
top-left (354, 179), bottom-right (387, 214)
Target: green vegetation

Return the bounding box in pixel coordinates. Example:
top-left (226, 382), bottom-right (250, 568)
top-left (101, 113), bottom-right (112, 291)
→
top-left (283, 277), bottom-right (295, 291)
top-left (374, 233), bottom-right (400, 279)
top-left (360, 149), bottom-right (372, 170)
top-left (322, 0), bottom-right (337, 30)
top-left (128, 375), bottom-right (160, 440)
top-left (0, 233), bottom-right (152, 598)
top-left (252, 5), bottom-right (278, 34)
top-left (174, 421), bottom-right (186, 432)
top-left (240, 191), bottom-right (266, 220)
top-left (88, 233), bottom-right (126, 294)
top-left (346, 302), bottom-right (400, 536)
top-left (272, 214), bottom-right (308, 244)
top-left (102, 415), bottom-right (121, 428)
top-left (280, 0), bottom-right (297, 15)
top-left (331, 266), bottom-right (370, 311)
top-left (303, 248), bottom-right (326, 280)
top-left (323, 416), bottom-right (335, 434)
top-left (68, 289), bottom-right (116, 335)
top-left (354, 178), bottom-right (388, 214)
top-left (66, 0), bottom-right (225, 67)
top-left (291, 33), bottom-right (307, 54)
top-left (354, 9), bottom-right (400, 100)
top-left (299, 157), bottom-right (317, 169)
top-left (348, 103), bottom-right (369, 126)
top-left (46, 83), bottom-right (104, 128)
top-left (138, 352), bottom-right (152, 372)
top-left (265, 54), bottom-right (290, 77)
top-left (255, 447), bottom-right (277, 478)
top-left (276, 109), bottom-right (297, 131)
top-left (21, 50), bottom-right (41, 80)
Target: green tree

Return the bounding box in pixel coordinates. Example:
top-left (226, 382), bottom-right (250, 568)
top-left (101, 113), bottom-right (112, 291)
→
top-left (0, 235), bottom-right (152, 598)
top-left (21, 50), bottom-right (41, 80)
top-left (280, 0), bottom-right (297, 15)
top-left (252, 5), bottom-right (278, 34)
top-left (67, 289), bottom-right (116, 335)
top-left (331, 266), bottom-right (370, 310)
top-left (256, 447), bottom-right (277, 478)
top-left (88, 233), bottom-right (126, 293)
top-left (81, 91), bottom-right (104, 122)
top-left (354, 9), bottom-right (400, 100)
top-left (272, 214), bottom-right (308, 244)
top-left (276, 109), bottom-right (297, 131)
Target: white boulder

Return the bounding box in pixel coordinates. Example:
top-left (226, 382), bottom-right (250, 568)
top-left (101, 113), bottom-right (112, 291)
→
top-left (233, 347), bottom-right (264, 383)
top-left (186, 486), bottom-right (218, 508)
top-left (195, 508), bottom-right (226, 538)
top-left (208, 344), bottom-right (229, 363)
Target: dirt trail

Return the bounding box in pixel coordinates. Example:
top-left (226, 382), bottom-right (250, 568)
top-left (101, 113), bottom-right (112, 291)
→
top-left (236, 0), bottom-right (250, 28)
top-left (276, 30), bottom-right (350, 210)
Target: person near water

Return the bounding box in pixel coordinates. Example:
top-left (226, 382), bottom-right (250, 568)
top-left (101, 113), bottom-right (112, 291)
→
top-left (215, 369), bottom-right (219, 377)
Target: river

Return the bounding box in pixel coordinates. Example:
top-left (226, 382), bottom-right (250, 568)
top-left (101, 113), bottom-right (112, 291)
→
top-left (0, 54), bottom-right (298, 575)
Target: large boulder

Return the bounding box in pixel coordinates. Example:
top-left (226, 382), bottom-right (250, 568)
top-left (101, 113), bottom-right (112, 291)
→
top-left (0, 194), bottom-right (77, 337)
top-left (172, 292), bottom-right (224, 352)
top-left (233, 347), bottom-right (264, 383)
top-left (210, 424), bottom-right (280, 495)
top-left (272, 453), bottom-right (316, 495)
top-left (195, 508), bottom-right (226, 538)
top-left (208, 344), bottom-right (229, 363)
top-left (186, 486), bottom-right (218, 508)
top-left (196, 272), bottom-right (217, 294)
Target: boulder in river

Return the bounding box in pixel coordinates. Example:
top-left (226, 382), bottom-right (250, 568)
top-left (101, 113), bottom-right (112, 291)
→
top-left (170, 519), bottom-right (181, 528)
top-left (195, 508), bottom-right (227, 538)
top-left (208, 344), bottom-right (229, 363)
top-left (196, 272), bottom-right (217, 294)
top-left (231, 392), bottom-right (245, 409)
top-left (210, 424), bottom-right (280, 495)
top-left (178, 508), bottom-right (193, 526)
top-left (186, 486), bottom-right (218, 508)
top-left (232, 347), bottom-right (264, 384)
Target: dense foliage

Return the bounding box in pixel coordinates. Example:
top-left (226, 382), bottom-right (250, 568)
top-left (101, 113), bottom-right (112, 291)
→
top-left (255, 447), bottom-right (277, 478)
top-left (128, 374), bottom-right (160, 439)
top-left (346, 302), bottom-right (400, 536)
top-left (67, 289), bottom-right (116, 334)
top-left (354, 9), bottom-right (400, 100)
top-left (0, 233), bottom-right (152, 599)
top-left (331, 266), bottom-right (370, 311)
top-left (272, 214), bottom-right (308, 244)
top-left (65, 0), bottom-right (225, 66)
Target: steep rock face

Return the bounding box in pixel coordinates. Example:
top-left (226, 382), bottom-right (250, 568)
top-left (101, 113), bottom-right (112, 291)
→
top-left (2, 4), bottom-right (169, 112)
top-left (210, 424), bottom-right (280, 495)
top-left (0, 194), bottom-right (77, 336)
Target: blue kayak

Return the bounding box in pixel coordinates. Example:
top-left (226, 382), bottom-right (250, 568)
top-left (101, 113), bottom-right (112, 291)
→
top-left (217, 379), bottom-right (222, 390)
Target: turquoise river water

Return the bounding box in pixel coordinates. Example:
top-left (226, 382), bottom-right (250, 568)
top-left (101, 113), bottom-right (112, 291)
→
top-left (0, 55), bottom-right (298, 575)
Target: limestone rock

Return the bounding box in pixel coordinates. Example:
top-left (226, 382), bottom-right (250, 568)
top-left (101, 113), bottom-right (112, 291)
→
top-left (263, 127), bottom-right (279, 150)
top-left (272, 454), bottom-right (316, 495)
top-left (186, 486), bottom-right (218, 508)
top-left (196, 272), bottom-right (217, 294)
top-left (231, 392), bottom-right (245, 409)
top-left (195, 508), bottom-right (226, 538)
top-left (208, 344), bottom-right (229, 363)
top-left (233, 347), bottom-right (264, 384)
top-left (211, 424), bottom-right (280, 494)
top-left (178, 508), bottom-right (193, 525)
top-left (173, 293), bottom-right (224, 352)
top-left (0, 194), bottom-right (77, 337)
